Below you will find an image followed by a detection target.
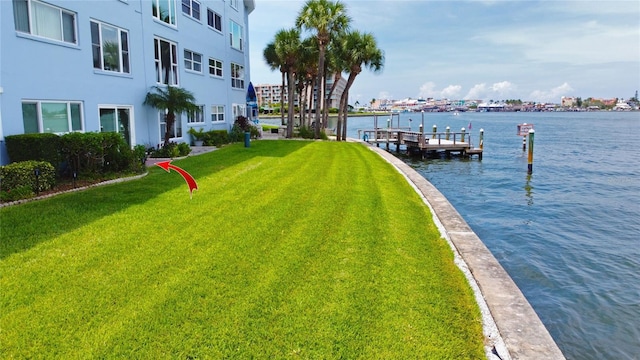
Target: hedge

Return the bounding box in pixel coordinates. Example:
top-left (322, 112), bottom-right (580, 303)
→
top-left (59, 132), bottom-right (135, 176)
top-left (4, 133), bottom-right (61, 165)
top-left (202, 130), bottom-right (229, 147)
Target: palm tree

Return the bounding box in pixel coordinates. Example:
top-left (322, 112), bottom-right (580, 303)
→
top-left (298, 37), bottom-right (319, 127)
top-left (322, 41), bottom-right (343, 129)
top-left (296, 0), bottom-right (350, 138)
top-left (273, 28), bottom-right (302, 138)
top-left (295, 36), bottom-right (319, 127)
top-left (263, 42), bottom-right (286, 126)
top-left (335, 31), bottom-right (384, 141)
top-left (144, 85), bottom-right (198, 145)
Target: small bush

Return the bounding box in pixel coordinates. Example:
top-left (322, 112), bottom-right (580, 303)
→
top-left (202, 130), bottom-right (229, 147)
top-left (149, 142), bottom-right (191, 158)
top-left (132, 145), bottom-right (147, 172)
top-left (0, 160), bottom-right (56, 194)
top-left (298, 126), bottom-right (314, 139)
top-left (230, 116), bottom-right (260, 143)
top-left (177, 143), bottom-right (191, 156)
top-left (297, 126), bottom-right (328, 140)
top-left (229, 124), bottom-right (245, 143)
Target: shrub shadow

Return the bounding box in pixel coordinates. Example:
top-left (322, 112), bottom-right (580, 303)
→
top-left (0, 141), bottom-right (310, 259)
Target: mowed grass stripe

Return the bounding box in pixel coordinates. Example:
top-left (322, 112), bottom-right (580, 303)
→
top-left (0, 140), bottom-right (484, 359)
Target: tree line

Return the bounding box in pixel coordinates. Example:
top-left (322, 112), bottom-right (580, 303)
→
top-left (263, 0), bottom-right (384, 140)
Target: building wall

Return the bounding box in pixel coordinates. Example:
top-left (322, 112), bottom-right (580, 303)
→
top-left (0, 0), bottom-right (254, 164)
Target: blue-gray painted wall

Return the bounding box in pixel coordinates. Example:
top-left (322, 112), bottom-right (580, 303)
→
top-left (0, 0), bottom-right (255, 164)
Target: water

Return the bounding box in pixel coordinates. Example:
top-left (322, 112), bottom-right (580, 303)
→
top-left (339, 111), bottom-right (639, 360)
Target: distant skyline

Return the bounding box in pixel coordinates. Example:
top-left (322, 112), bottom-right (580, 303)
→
top-left (248, 0), bottom-right (640, 104)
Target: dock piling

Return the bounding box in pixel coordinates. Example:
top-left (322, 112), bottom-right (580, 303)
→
top-left (527, 129), bottom-right (535, 174)
top-left (446, 126), bottom-right (450, 140)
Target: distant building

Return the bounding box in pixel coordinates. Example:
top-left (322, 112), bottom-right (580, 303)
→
top-left (255, 75), bottom-right (346, 111)
top-left (613, 101), bottom-right (632, 111)
top-left (1, 0), bottom-right (256, 164)
top-left (561, 96), bottom-right (577, 107)
top-left (255, 83), bottom-right (290, 110)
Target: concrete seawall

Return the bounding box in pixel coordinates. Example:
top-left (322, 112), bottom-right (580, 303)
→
top-left (364, 142), bottom-right (565, 360)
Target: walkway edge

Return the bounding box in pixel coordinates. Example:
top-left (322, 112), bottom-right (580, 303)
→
top-left (362, 141), bottom-right (565, 360)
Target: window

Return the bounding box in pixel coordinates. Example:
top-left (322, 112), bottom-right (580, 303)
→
top-left (229, 20), bottom-right (243, 51)
top-left (184, 49), bottom-right (202, 73)
top-left (159, 112), bottom-right (182, 141)
top-left (154, 37), bottom-right (178, 85)
top-left (100, 106), bottom-right (132, 145)
top-left (181, 0), bottom-right (200, 20)
top-left (91, 21), bottom-right (130, 73)
top-left (207, 8), bottom-right (221, 31)
top-left (152, 0), bottom-right (176, 26)
top-left (13, 0), bottom-right (77, 44)
top-left (211, 105), bottom-right (224, 122)
top-left (232, 104), bottom-right (246, 119)
top-left (188, 105), bottom-right (205, 124)
top-left (208, 58), bottom-right (222, 77)
top-left (229, 0), bottom-right (238, 10)
top-left (22, 100), bottom-right (83, 134)
top-left (230, 63), bottom-right (244, 89)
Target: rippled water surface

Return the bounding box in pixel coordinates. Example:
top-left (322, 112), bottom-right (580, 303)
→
top-left (340, 112), bottom-right (639, 360)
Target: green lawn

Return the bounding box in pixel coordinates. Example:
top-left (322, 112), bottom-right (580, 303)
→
top-left (0, 140), bottom-right (484, 359)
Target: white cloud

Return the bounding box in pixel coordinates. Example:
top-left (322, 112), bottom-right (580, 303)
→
top-left (529, 83), bottom-right (574, 103)
top-left (378, 91), bottom-right (393, 100)
top-left (418, 82), bottom-right (462, 99)
top-left (464, 84), bottom-right (487, 100)
top-left (441, 85), bottom-right (463, 99)
top-left (418, 82), bottom-right (438, 98)
top-left (491, 81), bottom-right (516, 97)
top-left (463, 81), bottom-right (518, 101)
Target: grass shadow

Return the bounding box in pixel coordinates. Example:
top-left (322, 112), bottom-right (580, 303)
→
top-left (0, 141), bottom-right (310, 259)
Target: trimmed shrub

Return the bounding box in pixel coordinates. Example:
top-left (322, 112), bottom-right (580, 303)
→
top-left (297, 126), bottom-right (328, 140)
top-left (230, 116), bottom-right (260, 142)
top-left (149, 142), bottom-right (191, 158)
top-left (59, 132), bottom-right (134, 176)
top-left (4, 133), bottom-right (61, 165)
top-left (298, 126), bottom-right (314, 139)
top-left (0, 160), bottom-right (56, 195)
top-left (132, 145), bottom-right (147, 172)
top-left (177, 142), bottom-right (191, 156)
top-left (202, 130), bottom-right (229, 147)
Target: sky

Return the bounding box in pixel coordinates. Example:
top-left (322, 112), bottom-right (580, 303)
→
top-left (247, 0), bottom-right (640, 104)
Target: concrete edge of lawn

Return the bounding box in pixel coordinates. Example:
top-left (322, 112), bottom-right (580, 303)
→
top-left (357, 139), bottom-right (566, 360)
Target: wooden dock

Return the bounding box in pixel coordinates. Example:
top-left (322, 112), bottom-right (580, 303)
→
top-left (358, 128), bottom-right (483, 159)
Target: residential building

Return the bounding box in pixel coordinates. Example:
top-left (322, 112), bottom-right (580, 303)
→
top-left (561, 96), bottom-right (576, 107)
top-left (0, 0), bottom-right (255, 165)
top-left (255, 74), bottom-right (346, 111)
top-left (255, 83), bottom-right (289, 109)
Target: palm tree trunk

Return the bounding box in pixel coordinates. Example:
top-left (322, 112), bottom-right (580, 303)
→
top-left (164, 111), bottom-right (175, 145)
top-left (314, 47), bottom-right (326, 139)
top-left (286, 71), bottom-right (296, 138)
top-left (323, 73), bottom-right (340, 130)
top-left (340, 73), bottom-right (357, 141)
top-left (280, 71), bottom-right (286, 126)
